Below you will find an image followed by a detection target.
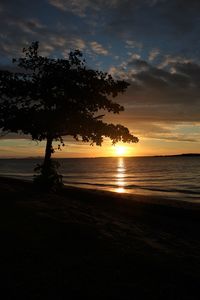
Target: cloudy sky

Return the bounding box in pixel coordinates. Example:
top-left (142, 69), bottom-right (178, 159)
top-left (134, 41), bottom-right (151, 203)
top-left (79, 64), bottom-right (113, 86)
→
top-left (0, 0), bottom-right (200, 157)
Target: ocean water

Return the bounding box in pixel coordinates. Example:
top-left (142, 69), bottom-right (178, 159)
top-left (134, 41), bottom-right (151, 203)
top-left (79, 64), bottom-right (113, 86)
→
top-left (0, 156), bottom-right (200, 202)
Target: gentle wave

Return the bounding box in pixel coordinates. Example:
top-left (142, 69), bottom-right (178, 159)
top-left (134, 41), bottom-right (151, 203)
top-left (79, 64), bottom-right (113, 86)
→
top-left (0, 156), bottom-right (200, 201)
top-left (63, 180), bottom-right (200, 196)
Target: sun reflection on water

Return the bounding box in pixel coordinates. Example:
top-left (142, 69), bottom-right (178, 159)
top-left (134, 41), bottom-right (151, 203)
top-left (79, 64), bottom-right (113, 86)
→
top-left (115, 157), bottom-right (126, 193)
top-left (116, 187), bottom-right (125, 193)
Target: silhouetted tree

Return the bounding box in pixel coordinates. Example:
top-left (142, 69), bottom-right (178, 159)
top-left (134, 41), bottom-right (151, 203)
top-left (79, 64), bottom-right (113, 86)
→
top-left (0, 42), bottom-right (138, 189)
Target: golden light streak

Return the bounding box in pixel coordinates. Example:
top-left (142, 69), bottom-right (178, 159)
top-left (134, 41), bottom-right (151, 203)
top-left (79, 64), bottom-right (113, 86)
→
top-left (115, 157), bottom-right (126, 193)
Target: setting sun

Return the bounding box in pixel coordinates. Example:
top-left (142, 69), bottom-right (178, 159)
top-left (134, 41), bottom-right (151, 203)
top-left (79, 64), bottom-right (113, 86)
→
top-left (114, 145), bottom-right (127, 156)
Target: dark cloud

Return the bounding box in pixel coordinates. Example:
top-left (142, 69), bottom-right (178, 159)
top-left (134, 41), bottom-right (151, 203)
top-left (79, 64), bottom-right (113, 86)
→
top-left (110, 59), bottom-right (200, 125)
top-left (128, 59), bottom-right (149, 70)
top-left (104, 0), bottom-right (200, 58)
top-left (161, 0), bottom-right (200, 34)
top-left (133, 62), bottom-right (191, 89)
top-left (174, 62), bottom-right (200, 87)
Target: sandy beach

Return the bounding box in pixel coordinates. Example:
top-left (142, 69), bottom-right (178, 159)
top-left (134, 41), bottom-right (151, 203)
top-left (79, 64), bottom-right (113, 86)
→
top-left (1, 176), bottom-right (200, 299)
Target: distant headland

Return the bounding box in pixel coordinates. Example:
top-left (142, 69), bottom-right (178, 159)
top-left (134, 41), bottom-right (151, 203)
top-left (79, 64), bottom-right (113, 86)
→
top-left (154, 153), bottom-right (200, 158)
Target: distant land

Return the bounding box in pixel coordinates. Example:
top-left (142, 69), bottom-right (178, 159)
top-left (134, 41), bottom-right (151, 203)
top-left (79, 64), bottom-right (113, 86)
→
top-left (154, 153), bottom-right (200, 158)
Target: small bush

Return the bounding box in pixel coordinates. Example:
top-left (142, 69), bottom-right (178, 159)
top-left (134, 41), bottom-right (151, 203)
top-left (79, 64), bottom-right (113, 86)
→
top-left (34, 160), bottom-right (63, 191)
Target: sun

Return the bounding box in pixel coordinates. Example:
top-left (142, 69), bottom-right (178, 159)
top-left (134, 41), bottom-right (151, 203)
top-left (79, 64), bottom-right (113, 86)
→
top-left (115, 145), bottom-right (127, 156)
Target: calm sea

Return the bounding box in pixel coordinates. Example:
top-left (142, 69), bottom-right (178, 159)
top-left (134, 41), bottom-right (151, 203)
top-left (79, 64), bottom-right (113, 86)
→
top-left (0, 156), bottom-right (200, 202)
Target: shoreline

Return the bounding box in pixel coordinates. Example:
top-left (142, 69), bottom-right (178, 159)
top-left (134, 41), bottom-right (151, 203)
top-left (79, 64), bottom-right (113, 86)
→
top-left (1, 175), bottom-right (200, 209)
top-left (1, 176), bottom-right (200, 299)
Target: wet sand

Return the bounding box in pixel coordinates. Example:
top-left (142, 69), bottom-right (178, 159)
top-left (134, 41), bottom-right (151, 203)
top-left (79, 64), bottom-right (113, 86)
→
top-left (0, 176), bottom-right (200, 299)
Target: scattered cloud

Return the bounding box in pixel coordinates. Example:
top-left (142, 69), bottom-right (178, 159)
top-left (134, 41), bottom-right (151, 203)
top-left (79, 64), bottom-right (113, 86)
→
top-left (159, 55), bottom-right (192, 69)
top-left (90, 41), bottom-right (109, 56)
top-left (148, 48), bottom-right (160, 62)
top-left (48, 0), bottom-right (90, 16)
top-left (8, 18), bottom-right (45, 34)
top-left (125, 40), bottom-right (143, 49)
top-left (131, 122), bottom-right (200, 143)
top-left (129, 53), bottom-right (141, 60)
top-left (48, 0), bottom-right (120, 16)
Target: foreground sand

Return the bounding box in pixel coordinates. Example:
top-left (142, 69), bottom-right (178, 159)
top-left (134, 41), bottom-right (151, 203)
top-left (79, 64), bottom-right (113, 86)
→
top-left (1, 176), bottom-right (200, 299)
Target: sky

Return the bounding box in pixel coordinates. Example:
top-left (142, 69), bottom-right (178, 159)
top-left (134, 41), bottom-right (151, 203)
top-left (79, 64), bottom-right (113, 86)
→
top-left (0, 0), bottom-right (200, 157)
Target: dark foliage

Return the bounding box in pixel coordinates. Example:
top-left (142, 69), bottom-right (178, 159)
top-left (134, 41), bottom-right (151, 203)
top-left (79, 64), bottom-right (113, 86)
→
top-left (34, 160), bottom-right (63, 191)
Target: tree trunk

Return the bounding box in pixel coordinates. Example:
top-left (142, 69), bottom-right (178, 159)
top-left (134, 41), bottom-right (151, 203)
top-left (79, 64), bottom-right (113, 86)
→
top-left (43, 135), bottom-right (53, 169)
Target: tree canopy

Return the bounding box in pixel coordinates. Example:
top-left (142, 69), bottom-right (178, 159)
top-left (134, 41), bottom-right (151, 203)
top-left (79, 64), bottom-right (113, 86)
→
top-left (0, 42), bottom-right (138, 188)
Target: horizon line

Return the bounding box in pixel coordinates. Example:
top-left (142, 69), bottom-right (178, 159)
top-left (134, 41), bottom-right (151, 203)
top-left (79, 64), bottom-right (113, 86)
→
top-left (0, 153), bottom-right (200, 159)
